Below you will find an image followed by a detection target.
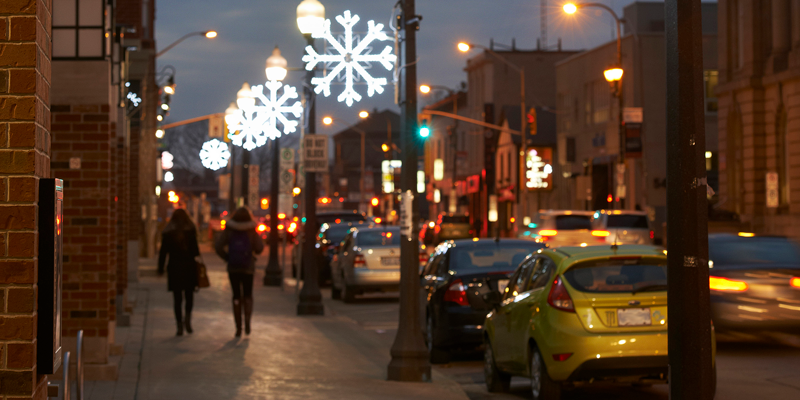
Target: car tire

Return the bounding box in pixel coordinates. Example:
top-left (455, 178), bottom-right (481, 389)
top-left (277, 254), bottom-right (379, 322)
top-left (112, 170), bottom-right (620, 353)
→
top-left (342, 284), bottom-right (356, 303)
top-left (331, 285), bottom-right (342, 300)
top-left (426, 314), bottom-right (450, 364)
top-left (484, 341), bottom-right (511, 392)
top-left (530, 346), bottom-right (561, 400)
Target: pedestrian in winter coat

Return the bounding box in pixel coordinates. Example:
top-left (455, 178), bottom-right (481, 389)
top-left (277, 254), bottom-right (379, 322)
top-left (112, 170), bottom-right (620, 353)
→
top-left (214, 207), bottom-right (265, 337)
top-left (158, 209), bottom-right (201, 336)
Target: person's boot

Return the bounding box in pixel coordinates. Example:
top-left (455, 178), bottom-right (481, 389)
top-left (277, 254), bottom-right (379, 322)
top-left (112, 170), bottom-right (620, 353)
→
top-left (175, 304), bottom-right (184, 336)
top-left (233, 299), bottom-right (243, 337)
top-left (184, 312), bottom-right (193, 334)
top-left (243, 298), bottom-right (253, 335)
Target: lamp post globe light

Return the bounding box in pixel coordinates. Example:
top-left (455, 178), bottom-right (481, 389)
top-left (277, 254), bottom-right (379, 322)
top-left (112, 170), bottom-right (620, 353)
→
top-left (156, 30), bottom-right (217, 58)
top-left (296, 0), bottom-right (325, 315)
top-left (263, 46), bottom-right (289, 287)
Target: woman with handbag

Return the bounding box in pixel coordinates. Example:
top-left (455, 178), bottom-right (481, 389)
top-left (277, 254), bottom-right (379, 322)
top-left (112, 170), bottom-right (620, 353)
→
top-left (158, 209), bottom-right (201, 336)
top-left (214, 207), bottom-right (264, 337)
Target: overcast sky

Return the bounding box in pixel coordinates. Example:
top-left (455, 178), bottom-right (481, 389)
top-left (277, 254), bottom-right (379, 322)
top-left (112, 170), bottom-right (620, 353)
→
top-left (154, 1), bottom-right (694, 137)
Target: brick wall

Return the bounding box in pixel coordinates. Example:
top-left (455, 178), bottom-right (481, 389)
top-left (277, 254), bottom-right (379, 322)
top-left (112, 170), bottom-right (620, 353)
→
top-left (50, 105), bottom-right (117, 344)
top-left (0, 0), bottom-right (52, 398)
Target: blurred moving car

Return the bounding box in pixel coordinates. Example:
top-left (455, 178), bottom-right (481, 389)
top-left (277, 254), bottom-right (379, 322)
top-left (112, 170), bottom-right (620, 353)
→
top-left (591, 210), bottom-right (654, 245)
top-left (331, 226), bottom-right (402, 302)
top-left (434, 213), bottom-right (473, 244)
top-left (482, 245), bottom-right (716, 399)
top-left (421, 239), bottom-right (546, 363)
top-left (709, 233), bottom-right (800, 333)
top-left (529, 210), bottom-right (605, 247)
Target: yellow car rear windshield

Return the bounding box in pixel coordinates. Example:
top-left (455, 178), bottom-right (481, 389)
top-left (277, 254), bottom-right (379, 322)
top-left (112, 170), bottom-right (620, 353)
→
top-left (564, 258), bottom-right (667, 294)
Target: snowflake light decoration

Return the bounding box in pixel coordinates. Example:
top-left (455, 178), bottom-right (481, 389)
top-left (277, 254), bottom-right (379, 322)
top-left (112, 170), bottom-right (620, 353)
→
top-left (227, 81), bottom-right (303, 150)
top-left (302, 10), bottom-right (397, 107)
top-left (199, 139), bottom-right (231, 171)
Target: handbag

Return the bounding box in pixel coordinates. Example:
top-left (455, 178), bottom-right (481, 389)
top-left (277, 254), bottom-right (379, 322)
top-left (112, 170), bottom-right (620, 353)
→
top-left (196, 256), bottom-right (210, 288)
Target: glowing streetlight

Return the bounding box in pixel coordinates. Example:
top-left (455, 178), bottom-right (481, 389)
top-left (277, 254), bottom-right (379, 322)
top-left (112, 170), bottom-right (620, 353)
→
top-left (236, 82), bottom-right (255, 109)
top-left (155, 129), bottom-right (164, 139)
top-left (204, 30), bottom-right (218, 39)
top-left (322, 116), bottom-right (333, 125)
top-left (381, 143), bottom-right (390, 152)
top-left (359, 110), bottom-right (369, 119)
top-left (265, 46), bottom-right (288, 82)
top-left (164, 85), bottom-right (175, 95)
top-left (457, 42), bottom-right (471, 52)
top-left (296, 0), bottom-right (325, 35)
top-left (157, 115), bottom-right (163, 121)
top-left (160, 103), bottom-right (169, 111)
top-left (563, 3), bottom-right (578, 14)
top-left (224, 102), bottom-right (239, 126)
top-left (419, 84), bottom-right (431, 94)
top-left (156, 30), bottom-right (218, 58)
top-left (603, 67), bottom-right (624, 82)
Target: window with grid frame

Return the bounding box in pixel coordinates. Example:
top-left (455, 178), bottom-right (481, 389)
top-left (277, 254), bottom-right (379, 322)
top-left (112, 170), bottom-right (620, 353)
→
top-left (53, 0), bottom-right (108, 60)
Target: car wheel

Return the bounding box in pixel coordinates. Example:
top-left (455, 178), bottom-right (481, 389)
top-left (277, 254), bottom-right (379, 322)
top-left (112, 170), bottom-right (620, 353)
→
top-left (484, 341), bottom-right (511, 392)
top-left (342, 284), bottom-right (355, 303)
top-left (530, 346), bottom-right (561, 400)
top-left (426, 314), bottom-right (450, 364)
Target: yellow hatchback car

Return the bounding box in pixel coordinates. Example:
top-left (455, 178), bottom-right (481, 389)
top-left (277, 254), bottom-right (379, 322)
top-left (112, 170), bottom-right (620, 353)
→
top-left (482, 245), bottom-right (715, 399)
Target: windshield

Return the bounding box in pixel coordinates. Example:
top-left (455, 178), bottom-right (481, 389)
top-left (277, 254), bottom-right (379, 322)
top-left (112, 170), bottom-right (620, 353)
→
top-left (450, 243), bottom-right (541, 274)
top-left (441, 215), bottom-right (469, 224)
top-left (554, 215), bottom-right (592, 230)
top-left (606, 215), bottom-right (649, 229)
top-left (318, 213), bottom-right (366, 225)
top-left (564, 260), bottom-right (667, 293)
top-left (323, 226), bottom-right (355, 243)
top-left (709, 238), bottom-right (800, 267)
top-left (357, 230), bottom-right (400, 247)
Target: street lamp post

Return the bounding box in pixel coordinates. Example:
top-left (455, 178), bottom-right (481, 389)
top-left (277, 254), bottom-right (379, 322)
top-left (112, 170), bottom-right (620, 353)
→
top-left (296, 0), bottom-right (325, 315)
top-left (225, 102), bottom-right (239, 211)
top-left (156, 30), bottom-right (217, 58)
top-left (564, 2), bottom-right (626, 208)
top-left (236, 83), bottom-right (255, 210)
top-left (458, 43), bottom-right (526, 235)
top-left (263, 47), bottom-right (290, 286)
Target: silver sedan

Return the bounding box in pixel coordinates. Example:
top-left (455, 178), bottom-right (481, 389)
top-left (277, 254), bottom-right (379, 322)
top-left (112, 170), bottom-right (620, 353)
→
top-left (331, 226), bottom-right (402, 303)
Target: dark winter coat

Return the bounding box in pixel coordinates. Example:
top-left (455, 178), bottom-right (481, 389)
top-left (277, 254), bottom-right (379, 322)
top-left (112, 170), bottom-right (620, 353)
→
top-left (214, 220), bottom-right (265, 274)
top-left (158, 222), bottom-right (200, 292)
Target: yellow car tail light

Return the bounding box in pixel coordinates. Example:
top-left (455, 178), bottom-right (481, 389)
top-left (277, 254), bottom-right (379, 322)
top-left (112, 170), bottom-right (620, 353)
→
top-left (709, 276), bottom-right (748, 292)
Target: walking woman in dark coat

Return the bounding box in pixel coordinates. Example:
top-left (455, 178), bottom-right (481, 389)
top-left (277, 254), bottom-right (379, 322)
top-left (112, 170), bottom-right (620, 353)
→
top-left (158, 209), bottom-right (200, 336)
top-left (215, 207), bottom-right (265, 337)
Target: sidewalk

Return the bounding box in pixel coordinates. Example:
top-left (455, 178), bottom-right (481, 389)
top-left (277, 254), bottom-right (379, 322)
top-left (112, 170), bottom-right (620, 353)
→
top-left (84, 249), bottom-right (469, 400)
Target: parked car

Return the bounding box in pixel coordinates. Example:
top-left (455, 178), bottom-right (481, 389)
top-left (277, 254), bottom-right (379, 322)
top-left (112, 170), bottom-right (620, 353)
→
top-left (331, 226), bottom-right (402, 302)
top-left (591, 210), bottom-right (654, 244)
top-left (421, 239), bottom-right (546, 363)
top-left (709, 233), bottom-right (800, 333)
top-left (434, 213), bottom-right (473, 244)
top-left (529, 210), bottom-right (605, 247)
top-left (291, 211), bottom-right (367, 278)
top-left (482, 244), bottom-right (716, 399)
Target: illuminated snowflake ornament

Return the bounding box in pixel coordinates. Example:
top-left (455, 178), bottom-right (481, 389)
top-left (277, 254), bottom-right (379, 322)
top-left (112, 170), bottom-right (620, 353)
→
top-left (302, 10), bottom-right (397, 107)
top-left (227, 81), bottom-right (303, 150)
top-left (199, 139), bottom-right (231, 171)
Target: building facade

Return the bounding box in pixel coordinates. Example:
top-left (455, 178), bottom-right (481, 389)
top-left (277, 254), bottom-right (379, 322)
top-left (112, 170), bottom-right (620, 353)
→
top-left (717, 0), bottom-right (800, 238)
top-left (555, 2), bottom-right (718, 241)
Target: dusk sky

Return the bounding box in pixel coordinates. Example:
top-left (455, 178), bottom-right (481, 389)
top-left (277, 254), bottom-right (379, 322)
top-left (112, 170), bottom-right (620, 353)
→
top-left (154, 1), bottom-right (686, 137)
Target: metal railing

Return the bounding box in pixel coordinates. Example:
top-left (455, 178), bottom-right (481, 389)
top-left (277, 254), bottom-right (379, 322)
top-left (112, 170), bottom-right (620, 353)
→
top-left (47, 330), bottom-right (84, 400)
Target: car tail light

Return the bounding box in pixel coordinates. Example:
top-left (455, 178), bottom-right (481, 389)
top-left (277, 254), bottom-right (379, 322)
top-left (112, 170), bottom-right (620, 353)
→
top-left (354, 254), bottom-right (366, 268)
top-left (591, 230), bottom-right (610, 237)
top-left (443, 279), bottom-right (469, 306)
top-left (709, 276), bottom-right (748, 292)
top-left (650, 230), bottom-right (655, 240)
top-left (790, 277), bottom-right (800, 289)
top-left (547, 276), bottom-right (575, 312)
top-left (419, 253), bottom-right (429, 264)
top-left (539, 229), bottom-right (558, 237)
top-left (552, 353), bottom-right (573, 362)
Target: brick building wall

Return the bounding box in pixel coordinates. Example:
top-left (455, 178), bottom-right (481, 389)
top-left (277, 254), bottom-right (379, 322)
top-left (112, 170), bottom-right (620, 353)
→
top-left (0, 0), bottom-right (52, 398)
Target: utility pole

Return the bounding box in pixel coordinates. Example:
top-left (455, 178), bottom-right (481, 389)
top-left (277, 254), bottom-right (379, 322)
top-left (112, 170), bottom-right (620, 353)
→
top-left (388, 0), bottom-right (431, 382)
top-left (297, 32), bottom-right (323, 315)
top-left (263, 137), bottom-right (282, 286)
top-left (665, 1), bottom-right (713, 399)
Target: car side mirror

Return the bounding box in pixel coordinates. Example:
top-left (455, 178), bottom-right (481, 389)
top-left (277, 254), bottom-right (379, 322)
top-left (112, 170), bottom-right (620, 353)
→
top-left (482, 291), bottom-right (503, 309)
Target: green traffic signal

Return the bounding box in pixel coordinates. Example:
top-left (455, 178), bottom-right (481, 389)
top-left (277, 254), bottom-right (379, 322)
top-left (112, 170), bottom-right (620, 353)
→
top-left (419, 126), bottom-right (431, 138)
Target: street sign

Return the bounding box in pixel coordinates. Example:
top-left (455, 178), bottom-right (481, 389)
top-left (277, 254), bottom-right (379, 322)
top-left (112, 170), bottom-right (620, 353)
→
top-left (766, 172), bottom-right (779, 208)
top-left (279, 193), bottom-right (292, 216)
top-left (248, 165), bottom-right (259, 208)
top-left (209, 114), bottom-right (224, 138)
top-left (296, 164), bottom-right (305, 188)
top-left (399, 190), bottom-right (414, 237)
top-left (623, 107), bottom-right (643, 123)
top-left (303, 134), bottom-right (328, 172)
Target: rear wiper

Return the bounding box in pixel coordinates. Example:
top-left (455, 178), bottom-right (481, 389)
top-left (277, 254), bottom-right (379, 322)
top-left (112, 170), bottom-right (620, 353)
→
top-left (631, 284), bottom-right (668, 295)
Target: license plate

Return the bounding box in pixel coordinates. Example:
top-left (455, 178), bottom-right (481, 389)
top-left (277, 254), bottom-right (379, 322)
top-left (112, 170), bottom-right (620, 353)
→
top-left (496, 279), bottom-right (510, 294)
top-left (617, 308), bottom-right (652, 326)
top-left (381, 257), bottom-right (400, 266)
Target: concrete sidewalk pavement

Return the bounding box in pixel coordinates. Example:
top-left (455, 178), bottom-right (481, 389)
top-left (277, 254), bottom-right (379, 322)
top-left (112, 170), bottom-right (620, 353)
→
top-left (84, 249), bottom-right (468, 400)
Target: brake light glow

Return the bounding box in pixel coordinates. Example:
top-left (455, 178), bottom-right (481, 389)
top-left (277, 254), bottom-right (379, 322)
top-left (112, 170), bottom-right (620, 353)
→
top-left (257, 224), bottom-right (267, 232)
top-left (354, 254), bottom-right (366, 268)
top-left (539, 229), bottom-right (558, 237)
top-left (709, 276), bottom-right (748, 292)
top-left (552, 353), bottom-right (573, 362)
top-left (419, 253), bottom-right (429, 264)
top-left (443, 279), bottom-right (469, 306)
top-left (790, 277), bottom-right (800, 289)
top-left (278, 224), bottom-right (285, 230)
top-left (650, 230), bottom-right (655, 240)
top-left (547, 276), bottom-right (575, 312)
top-left (591, 230), bottom-right (610, 237)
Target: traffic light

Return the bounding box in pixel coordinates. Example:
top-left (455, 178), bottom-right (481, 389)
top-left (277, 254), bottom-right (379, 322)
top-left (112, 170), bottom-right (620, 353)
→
top-left (260, 198), bottom-right (268, 209)
top-left (419, 118), bottom-right (430, 138)
top-left (371, 197), bottom-right (379, 207)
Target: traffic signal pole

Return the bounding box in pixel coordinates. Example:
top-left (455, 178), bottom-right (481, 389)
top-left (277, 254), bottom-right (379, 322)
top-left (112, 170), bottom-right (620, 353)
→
top-left (388, 0), bottom-right (431, 382)
top-left (665, 1), bottom-right (713, 399)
